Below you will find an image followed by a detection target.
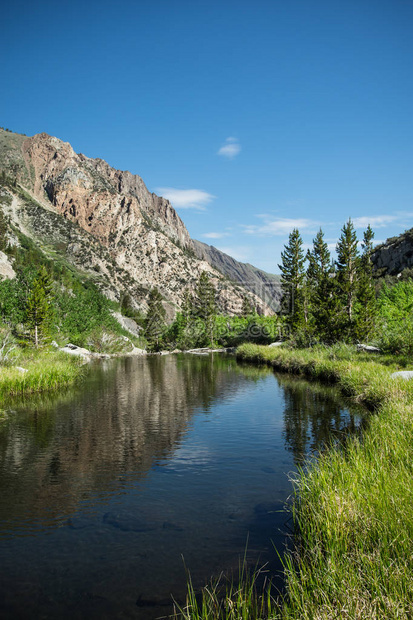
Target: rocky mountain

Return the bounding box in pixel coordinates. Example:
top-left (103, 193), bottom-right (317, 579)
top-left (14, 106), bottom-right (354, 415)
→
top-left (372, 228), bottom-right (413, 277)
top-left (0, 128), bottom-right (276, 317)
top-left (193, 240), bottom-right (281, 311)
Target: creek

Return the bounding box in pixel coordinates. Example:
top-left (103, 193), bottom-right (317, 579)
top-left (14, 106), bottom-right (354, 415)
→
top-left (0, 353), bottom-right (366, 619)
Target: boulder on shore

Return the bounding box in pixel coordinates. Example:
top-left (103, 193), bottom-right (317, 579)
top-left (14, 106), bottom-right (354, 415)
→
top-left (60, 343), bottom-right (92, 358)
top-left (391, 371), bottom-right (413, 380)
top-left (357, 344), bottom-right (381, 353)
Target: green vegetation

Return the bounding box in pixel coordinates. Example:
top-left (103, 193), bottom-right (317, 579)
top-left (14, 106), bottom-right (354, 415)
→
top-left (0, 347), bottom-right (84, 397)
top-left (145, 287), bottom-right (166, 351)
top-left (0, 220), bottom-right (144, 396)
top-left (228, 343), bottom-right (413, 620)
top-left (278, 219), bottom-right (378, 344)
top-left (144, 271), bottom-right (282, 351)
top-left (174, 556), bottom-right (277, 620)
top-left (25, 266), bottom-right (53, 347)
top-left (377, 279), bottom-right (413, 355)
top-left (278, 227), bottom-right (306, 331)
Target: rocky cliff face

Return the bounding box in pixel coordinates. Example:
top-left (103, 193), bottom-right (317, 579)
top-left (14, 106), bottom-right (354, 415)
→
top-left (0, 129), bottom-right (273, 316)
top-left (371, 229), bottom-right (413, 277)
top-left (21, 132), bottom-right (193, 250)
top-left (193, 240), bottom-right (282, 311)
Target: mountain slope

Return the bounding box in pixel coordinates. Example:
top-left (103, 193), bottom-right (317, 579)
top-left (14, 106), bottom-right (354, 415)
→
top-left (0, 129), bottom-right (273, 316)
top-left (193, 240), bottom-right (281, 311)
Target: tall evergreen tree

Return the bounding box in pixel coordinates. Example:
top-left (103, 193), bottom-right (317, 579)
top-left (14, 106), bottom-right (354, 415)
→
top-left (307, 229), bottom-right (331, 284)
top-left (355, 224), bottom-right (377, 341)
top-left (306, 228), bottom-right (338, 340)
top-left (174, 288), bottom-right (196, 348)
top-left (193, 272), bottom-right (216, 320)
top-left (193, 272), bottom-right (217, 346)
top-left (241, 295), bottom-right (254, 317)
top-left (335, 219), bottom-right (359, 335)
top-left (145, 287), bottom-right (166, 351)
top-left (26, 266), bottom-right (53, 347)
top-left (181, 288), bottom-right (194, 326)
top-left (278, 228), bottom-right (306, 332)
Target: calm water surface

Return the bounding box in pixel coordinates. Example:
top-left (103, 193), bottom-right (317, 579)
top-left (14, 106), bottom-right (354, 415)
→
top-left (0, 354), bottom-right (366, 619)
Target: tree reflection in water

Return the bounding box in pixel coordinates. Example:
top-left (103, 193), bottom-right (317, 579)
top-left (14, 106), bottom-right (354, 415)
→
top-left (280, 375), bottom-right (366, 465)
top-left (0, 353), bottom-right (367, 620)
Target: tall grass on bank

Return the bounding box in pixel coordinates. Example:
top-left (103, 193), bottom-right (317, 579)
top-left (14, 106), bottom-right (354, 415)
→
top-left (174, 555), bottom-right (278, 620)
top-left (0, 349), bottom-right (84, 397)
top-left (233, 343), bottom-right (413, 619)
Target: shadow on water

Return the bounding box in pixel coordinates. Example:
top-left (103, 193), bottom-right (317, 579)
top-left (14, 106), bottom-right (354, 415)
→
top-left (0, 353), bottom-right (368, 619)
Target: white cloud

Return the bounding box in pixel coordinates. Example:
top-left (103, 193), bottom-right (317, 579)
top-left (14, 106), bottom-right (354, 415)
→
top-left (155, 187), bottom-right (215, 211)
top-left (352, 212), bottom-right (413, 229)
top-left (218, 137), bottom-right (241, 159)
top-left (352, 215), bottom-right (398, 229)
top-left (201, 232), bottom-right (231, 239)
top-left (242, 217), bottom-right (318, 236)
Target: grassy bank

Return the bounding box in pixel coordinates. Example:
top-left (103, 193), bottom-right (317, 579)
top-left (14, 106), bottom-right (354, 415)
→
top-left (0, 348), bottom-right (84, 397)
top-left (232, 343), bottom-right (413, 619)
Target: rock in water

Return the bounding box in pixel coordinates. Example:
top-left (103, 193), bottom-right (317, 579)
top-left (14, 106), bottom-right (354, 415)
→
top-left (103, 511), bottom-right (157, 532)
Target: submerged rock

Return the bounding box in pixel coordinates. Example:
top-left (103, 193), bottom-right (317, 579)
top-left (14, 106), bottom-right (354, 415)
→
top-left (66, 516), bottom-right (94, 530)
top-left (261, 466), bottom-right (276, 474)
top-left (103, 511), bottom-right (157, 532)
top-left (136, 595), bottom-right (174, 608)
top-left (162, 521), bottom-right (184, 532)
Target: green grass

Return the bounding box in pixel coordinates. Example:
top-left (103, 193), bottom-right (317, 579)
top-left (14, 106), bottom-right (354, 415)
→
top-left (174, 552), bottom-right (278, 620)
top-left (0, 348), bottom-right (84, 397)
top-left (231, 343), bottom-right (413, 619)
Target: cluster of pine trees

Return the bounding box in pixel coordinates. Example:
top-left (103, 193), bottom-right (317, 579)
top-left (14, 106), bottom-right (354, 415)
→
top-left (144, 272), bottom-right (218, 351)
top-left (278, 219), bottom-right (376, 343)
top-left (144, 272), bottom-right (281, 352)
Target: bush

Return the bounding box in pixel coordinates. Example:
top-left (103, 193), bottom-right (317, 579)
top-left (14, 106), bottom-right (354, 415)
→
top-left (377, 280), bottom-right (413, 354)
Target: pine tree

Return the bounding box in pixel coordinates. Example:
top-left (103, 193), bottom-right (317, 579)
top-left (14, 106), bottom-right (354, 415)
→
top-left (241, 295), bottom-right (254, 317)
top-left (355, 225), bottom-right (377, 341)
top-left (172, 288), bottom-right (196, 349)
top-left (278, 228), bottom-right (306, 332)
top-left (335, 219), bottom-right (359, 336)
top-left (307, 229), bottom-right (331, 285)
top-left (181, 289), bottom-right (194, 326)
top-left (193, 272), bottom-right (217, 346)
top-left (145, 287), bottom-right (166, 351)
top-left (26, 267), bottom-right (54, 347)
top-left (193, 272), bottom-right (216, 319)
top-left (306, 228), bottom-right (338, 340)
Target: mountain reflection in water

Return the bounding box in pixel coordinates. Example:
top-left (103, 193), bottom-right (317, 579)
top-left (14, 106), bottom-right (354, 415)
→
top-left (0, 353), bottom-right (366, 619)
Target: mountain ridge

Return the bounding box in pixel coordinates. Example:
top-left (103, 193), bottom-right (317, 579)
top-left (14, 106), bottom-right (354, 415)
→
top-left (193, 240), bottom-right (281, 311)
top-left (0, 128), bottom-right (279, 316)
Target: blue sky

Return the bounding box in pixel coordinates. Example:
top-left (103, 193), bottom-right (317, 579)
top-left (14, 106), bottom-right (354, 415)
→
top-left (2, 0), bottom-right (413, 273)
